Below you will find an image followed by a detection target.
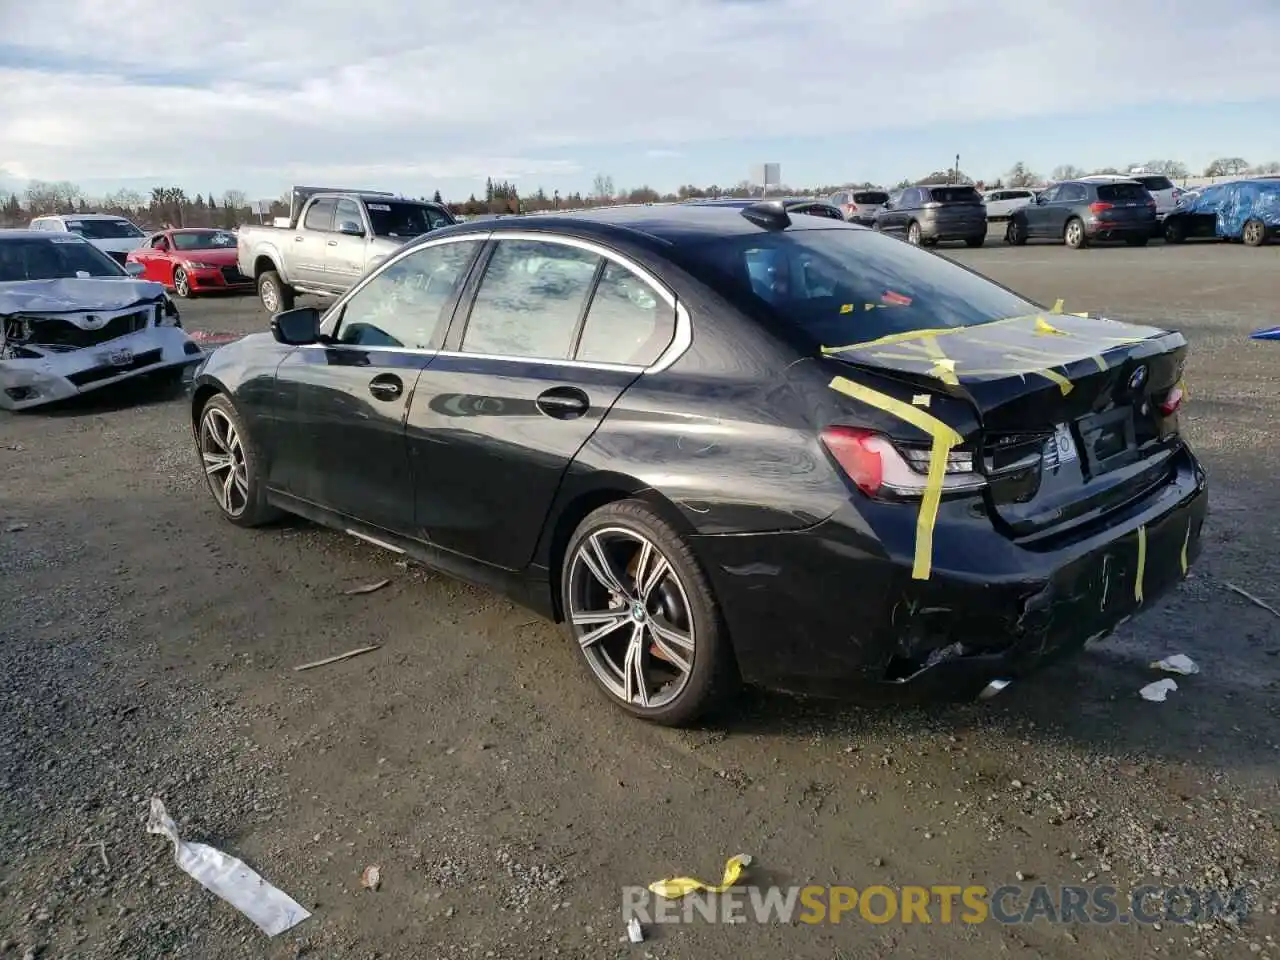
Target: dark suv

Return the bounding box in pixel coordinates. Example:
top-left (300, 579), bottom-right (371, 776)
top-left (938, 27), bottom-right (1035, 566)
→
top-left (1007, 179), bottom-right (1156, 249)
top-left (872, 184), bottom-right (987, 247)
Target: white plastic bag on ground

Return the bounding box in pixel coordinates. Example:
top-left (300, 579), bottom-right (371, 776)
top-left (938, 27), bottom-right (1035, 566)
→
top-left (1150, 654), bottom-right (1199, 675)
top-left (1139, 679), bottom-right (1178, 702)
top-left (146, 798), bottom-right (311, 936)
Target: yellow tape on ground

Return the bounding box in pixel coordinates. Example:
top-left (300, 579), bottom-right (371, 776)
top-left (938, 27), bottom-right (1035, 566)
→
top-left (648, 854), bottom-right (752, 899)
top-left (828, 376), bottom-right (963, 580)
top-left (1180, 518), bottom-right (1191, 576)
top-left (1135, 525), bottom-right (1147, 603)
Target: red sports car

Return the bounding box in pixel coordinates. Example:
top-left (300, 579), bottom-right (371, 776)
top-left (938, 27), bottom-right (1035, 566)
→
top-left (126, 228), bottom-right (253, 298)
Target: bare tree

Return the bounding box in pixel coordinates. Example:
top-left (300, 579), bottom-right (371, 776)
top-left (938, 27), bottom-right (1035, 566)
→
top-left (1005, 162), bottom-right (1039, 188)
top-left (590, 174), bottom-right (615, 202)
top-left (1205, 157), bottom-right (1249, 176)
top-left (1251, 160), bottom-right (1280, 175)
top-left (1051, 164), bottom-right (1085, 181)
top-left (1142, 159), bottom-right (1189, 178)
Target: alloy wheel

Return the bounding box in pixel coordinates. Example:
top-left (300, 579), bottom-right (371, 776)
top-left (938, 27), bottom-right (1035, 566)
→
top-left (1243, 221), bottom-right (1263, 246)
top-left (260, 278), bottom-right (279, 312)
top-left (174, 268), bottom-right (189, 298)
top-left (567, 527), bottom-right (695, 709)
top-left (907, 222), bottom-right (921, 245)
top-left (1066, 221), bottom-right (1083, 247)
top-left (199, 407), bottom-right (249, 517)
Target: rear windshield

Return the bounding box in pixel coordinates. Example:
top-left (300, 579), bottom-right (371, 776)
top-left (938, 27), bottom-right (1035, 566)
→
top-left (61, 219), bottom-right (145, 239)
top-left (924, 186), bottom-right (982, 204)
top-left (171, 230), bottom-right (237, 250)
top-left (852, 191), bottom-right (889, 205)
top-left (792, 204), bottom-right (844, 220)
top-left (673, 228), bottom-right (1038, 347)
top-left (364, 201), bottom-right (454, 239)
top-left (1097, 183), bottom-right (1150, 202)
top-left (0, 237), bottom-right (127, 282)
top-left (1135, 176), bottom-right (1174, 192)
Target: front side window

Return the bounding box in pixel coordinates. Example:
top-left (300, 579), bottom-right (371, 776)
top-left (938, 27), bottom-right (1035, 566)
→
top-left (333, 200), bottom-right (363, 231)
top-left (304, 199), bottom-right (336, 232)
top-left (335, 239), bottom-right (482, 349)
top-left (674, 227), bottom-right (1040, 347)
top-left (461, 239), bottom-right (601, 359)
top-left (575, 262), bottom-right (674, 366)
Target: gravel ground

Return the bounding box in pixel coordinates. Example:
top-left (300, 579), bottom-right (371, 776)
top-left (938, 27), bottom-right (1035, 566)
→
top-left (2, 234), bottom-right (1278, 959)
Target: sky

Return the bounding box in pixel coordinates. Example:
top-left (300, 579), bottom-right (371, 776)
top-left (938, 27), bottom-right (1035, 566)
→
top-left (1, 0), bottom-right (1279, 204)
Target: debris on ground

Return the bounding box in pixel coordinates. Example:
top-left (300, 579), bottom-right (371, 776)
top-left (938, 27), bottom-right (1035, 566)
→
top-left (343, 579), bottom-right (391, 596)
top-left (360, 865), bottom-right (382, 891)
top-left (146, 798), bottom-right (311, 937)
top-left (293, 644), bottom-right (381, 672)
top-left (626, 917), bottom-right (644, 943)
top-left (1138, 679), bottom-right (1178, 702)
top-left (1149, 654), bottom-right (1200, 675)
top-left (5, 522), bottom-right (28, 533)
top-left (648, 853), bottom-right (752, 899)
top-left (1224, 582), bottom-right (1280, 618)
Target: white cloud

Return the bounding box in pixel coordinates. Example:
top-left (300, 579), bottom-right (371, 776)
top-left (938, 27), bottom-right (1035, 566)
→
top-left (1, 0), bottom-right (1277, 194)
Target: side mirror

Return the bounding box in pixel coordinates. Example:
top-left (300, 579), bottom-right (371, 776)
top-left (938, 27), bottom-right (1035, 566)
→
top-left (124, 261), bottom-right (146, 277)
top-left (270, 306), bottom-right (322, 346)
top-left (337, 220), bottom-right (365, 236)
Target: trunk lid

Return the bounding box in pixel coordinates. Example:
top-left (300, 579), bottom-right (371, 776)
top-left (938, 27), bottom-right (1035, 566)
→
top-left (824, 312), bottom-right (1188, 539)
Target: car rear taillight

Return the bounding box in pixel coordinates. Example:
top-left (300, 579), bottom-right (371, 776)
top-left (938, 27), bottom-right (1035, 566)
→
top-left (1089, 201), bottom-right (1114, 214)
top-left (1158, 383), bottom-right (1184, 416)
top-left (820, 426), bottom-right (985, 498)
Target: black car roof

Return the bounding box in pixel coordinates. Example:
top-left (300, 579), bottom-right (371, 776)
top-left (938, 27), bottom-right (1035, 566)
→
top-left (0, 229), bottom-right (70, 241)
top-left (416, 203), bottom-right (860, 251)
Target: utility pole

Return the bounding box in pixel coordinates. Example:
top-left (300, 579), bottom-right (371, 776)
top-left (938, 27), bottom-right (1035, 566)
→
top-left (954, 154), bottom-right (960, 184)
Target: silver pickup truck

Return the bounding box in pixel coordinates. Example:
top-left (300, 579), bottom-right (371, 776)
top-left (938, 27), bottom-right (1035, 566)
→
top-left (236, 187), bottom-right (456, 311)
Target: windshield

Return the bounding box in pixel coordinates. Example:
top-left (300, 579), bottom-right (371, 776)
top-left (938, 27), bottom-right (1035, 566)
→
top-left (925, 186), bottom-right (983, 204)
top-left (171, 230), bottom-right (237, 251)
top-left (852, 191), bottom-right (889, 205)
top-left (364, 202), bottom-right (453, 239)
top-left (0, 237), bottom-right (127, 282)
top-left (62, 218), bottom-right (145, 239)
top-left (1097, 183), bottom-right (1150, 202)
top-left (674, 228), bottom-right (1038, 347)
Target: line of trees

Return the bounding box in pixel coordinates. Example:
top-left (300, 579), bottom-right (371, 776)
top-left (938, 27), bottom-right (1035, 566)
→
top-left (4, 155), bottom-right (1278, 229)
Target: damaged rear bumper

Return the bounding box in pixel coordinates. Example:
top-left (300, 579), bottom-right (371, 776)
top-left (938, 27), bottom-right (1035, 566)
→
top-left (692, 453), bottom-right (1209, 702)
top-left (1, 327), bottom-right (204, 411)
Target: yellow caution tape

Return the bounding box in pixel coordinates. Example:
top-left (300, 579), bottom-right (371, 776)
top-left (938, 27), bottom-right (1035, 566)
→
top-left (921, 337), bottom-right (959, 385)
top-left (829, 376), bottom-right (963, 580)
top-left (648, 854), bottom-right (753, 899)
top-left (1035, 316), bottom-right (1066, 336)
top-left (1180, 519), bottom-right (1191, 576)
top-left (1033, 367), bottom-right (1074, 396)
top-left (840, 303), bottom-right (853, 314)
top-left (1135, 525), bottom-right (1147, 603)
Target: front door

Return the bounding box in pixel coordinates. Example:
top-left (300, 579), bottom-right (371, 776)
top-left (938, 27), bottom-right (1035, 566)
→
top-left (271, 236), bottom-right (487, 534)
top-left (293, 198), bottom-right (336, 287)
top-left (1022, 185), bottom-right (1059, 237)
top-left (406, 236), bottom-right (678, 570)
top-left (323, 197), bottom-right (370, 291)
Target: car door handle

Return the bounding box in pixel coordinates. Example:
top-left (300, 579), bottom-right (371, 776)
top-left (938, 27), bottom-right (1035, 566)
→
top-left (368, 374), bottom-right (403, 401)
top-left (535, 386), bottom-right (589, 420)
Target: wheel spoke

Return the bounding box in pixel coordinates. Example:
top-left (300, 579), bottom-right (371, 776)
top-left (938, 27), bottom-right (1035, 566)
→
top-left (622, 624), bottom-right (649, 707)
top-left (572, 611), bottom-right (629, 648)
top-left (221, 466), bottom-right (236, 509)
top-left (580, 534), bottom-right (628, 596)
top-left (638, 554), bottom-right (670, 603)
top-left (646, 621), bottom-right (691, 674)
top-left (203, 452), bottom-right (232, 475)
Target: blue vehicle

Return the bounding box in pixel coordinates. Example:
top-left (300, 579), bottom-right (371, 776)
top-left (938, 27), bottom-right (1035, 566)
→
top-left (1162, 178), bottom-right (1280, 246)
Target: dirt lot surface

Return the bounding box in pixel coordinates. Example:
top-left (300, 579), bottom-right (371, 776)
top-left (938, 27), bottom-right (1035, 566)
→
top-left (3, 236), bottom-right (1279, 959)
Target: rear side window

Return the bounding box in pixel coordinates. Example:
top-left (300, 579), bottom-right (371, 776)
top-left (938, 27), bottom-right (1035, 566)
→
top-left (853, 191), bottom-right (889, 205)
top-left (1136, 176), bottom-right (1174, 192)
top-left (675, 228), bottom-right (1038, 347)
top-left (925, 186), bottom-right (982, 204)
top-left (1097, 183), bottom-right (1150, 202)
top-left (575, 262), bottom-right (674, 366)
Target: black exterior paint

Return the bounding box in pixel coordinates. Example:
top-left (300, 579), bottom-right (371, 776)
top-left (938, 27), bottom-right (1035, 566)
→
top-left (191, 205), bottom-right (1209, 701)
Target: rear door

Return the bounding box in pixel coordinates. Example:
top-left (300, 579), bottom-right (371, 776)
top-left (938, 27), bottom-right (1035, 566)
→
top-left (406, 234), bottom-right (677, 569)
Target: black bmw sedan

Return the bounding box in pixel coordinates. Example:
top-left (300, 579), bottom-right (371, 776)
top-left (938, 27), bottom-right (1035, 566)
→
top-left (190, 201), bottom-right (1207, 726)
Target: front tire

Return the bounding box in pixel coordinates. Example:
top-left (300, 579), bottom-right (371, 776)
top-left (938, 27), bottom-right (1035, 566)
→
top-left (258, 270), bottom-right (295, 313)
top-left (196, 394), bottom-right (281, 528)
top-left (1007, 219), bottom-right (1028, 246)
top-left (1242, 219), bottom-right (1268, 247)
top-left (172, 267), bottom-right (192, 298)
top-left (906, 221), bottom-right (922, 245)
top-left (1064, 217), bottom-right (1088, 249)
top-left (561, 500), bottom-right (737, 726)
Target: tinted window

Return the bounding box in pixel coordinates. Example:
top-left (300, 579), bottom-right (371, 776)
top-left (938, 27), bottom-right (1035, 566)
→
top-left (1010, 191), bottom-right (1032, 199)
top-left (333, 199), bottom-right (363, 230)
top-left (365, 201), bottom-right (452, 240)
top-left (575, 262), bottom-right (674, 366)
top-left (1059, 183), bottom-right (1088, 202)
top-left (1097, 183), bottom-right (1149, 202)
top-left (1039, 185), bottom-right (1061, 203)
top-left (335, 239), bottom-right (482, 348)
top-left (461, 239), bottom-right (601, 359)
top-left (926, 186), bottom-right (983, 204)
top-left (674, 228), bottom-right (1039, 347)
top-left (171, 230), bottom-right (236, 251)
top-left (853, 191), bottom-right (889, 205)
top-left (62, 218), bottom-right (144, 239)
top-left (304, 198), bottom-right (336, 231)
top-left (0, 237), bottom-right (126, 281)
top-left (793, 204), bottom-right (844, 220)
top-left (898, 189), bottom-right (918, 207)
top-left (1135, 176), bottom-right (1174, 192)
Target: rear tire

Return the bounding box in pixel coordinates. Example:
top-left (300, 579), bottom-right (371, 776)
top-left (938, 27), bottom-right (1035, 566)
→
top-left (1242, 219), bottom-right (1268, 247)
top-left (965, 235), bottom-right (985, 248)
top-left (1064, 217), bottom-right (1088, 249)
top-left (561, 500), bottom-right (738, 727)
top-left (906, 221), bottom-right (922, 245)
top-left (258, 270), bottom-right (295, 313)
top-left (1125, 235), bottom-right (1149, 247)
top-left (195, 393), bottom-right (282, 528)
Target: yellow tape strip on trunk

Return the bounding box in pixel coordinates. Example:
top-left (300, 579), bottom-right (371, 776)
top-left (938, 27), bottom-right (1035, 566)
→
top-left (648, 854), bottom-right (753, 900)
top-left (1134, 525), bottom-right (1147, 603)
top-left (829, 376), bottom-right (963, 580)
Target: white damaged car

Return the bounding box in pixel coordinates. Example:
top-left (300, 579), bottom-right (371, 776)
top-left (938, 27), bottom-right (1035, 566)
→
top-left (1, 230), bottom-right (205, 411)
